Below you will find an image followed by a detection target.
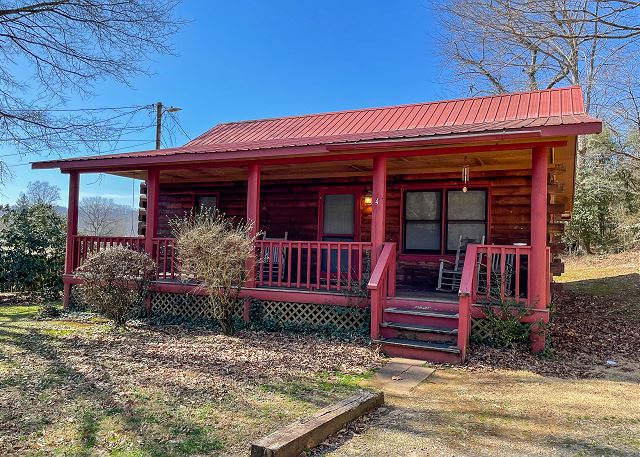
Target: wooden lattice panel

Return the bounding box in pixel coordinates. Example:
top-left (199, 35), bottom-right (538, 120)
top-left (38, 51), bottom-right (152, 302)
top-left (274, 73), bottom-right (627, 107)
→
top-left (260, 300), bottom-right (367, 331)
top-left (151, 292), bottom-right (244, 321)
top-left (471, 318), bottom-right (532, 342)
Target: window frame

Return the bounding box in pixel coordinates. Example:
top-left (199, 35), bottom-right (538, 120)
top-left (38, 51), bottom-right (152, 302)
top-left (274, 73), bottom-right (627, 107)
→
top-left (402, 190), bottom-right (443, 254)
top-left (400, 184), bottom-right (491, 259)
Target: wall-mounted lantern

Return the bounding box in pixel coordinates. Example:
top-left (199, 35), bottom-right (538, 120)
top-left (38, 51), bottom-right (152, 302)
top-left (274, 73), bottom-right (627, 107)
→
top-left (363, 191), bottom-right (373, 206)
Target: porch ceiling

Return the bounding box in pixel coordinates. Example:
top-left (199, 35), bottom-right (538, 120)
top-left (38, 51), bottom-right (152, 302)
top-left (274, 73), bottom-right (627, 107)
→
top-left (111, 147), bottom-right (537, 183)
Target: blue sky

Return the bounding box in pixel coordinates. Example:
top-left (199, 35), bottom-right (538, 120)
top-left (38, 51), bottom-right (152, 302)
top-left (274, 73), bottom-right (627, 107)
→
top-left (1, 0), bottom-right (460, 207)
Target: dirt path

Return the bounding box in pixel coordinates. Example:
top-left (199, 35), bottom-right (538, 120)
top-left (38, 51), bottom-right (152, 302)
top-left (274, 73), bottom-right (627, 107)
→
top-left (323, 367), bottom-right (640, 456)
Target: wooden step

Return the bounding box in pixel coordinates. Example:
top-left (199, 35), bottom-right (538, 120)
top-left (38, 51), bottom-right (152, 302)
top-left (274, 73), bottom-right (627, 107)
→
top-left (386, 297), bottom-right (458, 313)
top-left (380, 322), bottom-right (458, 335)
top-left (374, 338), bottom-right (460, 353)
top-left (384, 308), bottom-right (458, 319)
top-left (384, 307), bottom-right (459, 329)
top-left (373, 338), bottom-right (462, 363)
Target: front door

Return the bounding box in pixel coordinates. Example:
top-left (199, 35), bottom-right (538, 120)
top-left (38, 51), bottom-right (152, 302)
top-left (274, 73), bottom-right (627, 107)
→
top-left (319, 192), bottom-right (358, 274)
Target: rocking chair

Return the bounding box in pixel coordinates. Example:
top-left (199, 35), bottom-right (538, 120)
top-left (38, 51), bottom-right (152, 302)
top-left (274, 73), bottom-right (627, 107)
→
top-left (477, 251), bottom-right (516, 300)
top-left (436, 235), bottom-right (485, 292)
top-left (261, 232), bottom-right (288, 283)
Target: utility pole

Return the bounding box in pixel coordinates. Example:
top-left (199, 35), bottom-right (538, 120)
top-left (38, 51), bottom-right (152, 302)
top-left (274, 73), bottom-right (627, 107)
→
top-left (155, 101), bottom-right (163, 150)
top-left (155, 101), bottom-right (181, 150)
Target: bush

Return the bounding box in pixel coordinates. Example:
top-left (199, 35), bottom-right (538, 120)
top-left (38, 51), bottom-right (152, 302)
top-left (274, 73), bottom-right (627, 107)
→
top-left (471, 300), bottom-right (532, 349)
top-left (0, 200), bottom-right (66, 300)
top-left (171, 209), bottom-right (259, 336)
top-left (75, 246), bottom-right (156, 328)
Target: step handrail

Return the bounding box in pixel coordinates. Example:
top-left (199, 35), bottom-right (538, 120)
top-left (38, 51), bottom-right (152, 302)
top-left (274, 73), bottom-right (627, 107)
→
top-left (368, 242), bottom-right (397, 339)
top-left (457, 244), bottom-right (479, 360)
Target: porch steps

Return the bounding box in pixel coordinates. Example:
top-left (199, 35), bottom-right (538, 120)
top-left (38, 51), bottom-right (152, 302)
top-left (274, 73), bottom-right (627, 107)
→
top-left (377, 301), bottom-right (463, 364)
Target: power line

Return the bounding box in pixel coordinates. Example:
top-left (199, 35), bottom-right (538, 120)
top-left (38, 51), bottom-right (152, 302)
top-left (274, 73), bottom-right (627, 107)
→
top-left (1, 104), bottom-right (153, 113)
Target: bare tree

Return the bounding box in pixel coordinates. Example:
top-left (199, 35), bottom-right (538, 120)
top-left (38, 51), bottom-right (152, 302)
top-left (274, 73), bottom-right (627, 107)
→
top-left (0, 0), bottom-right (182, 183)
top-left (434, 0), bottom-right (640, 130)
top-left (79, 196), bottom-right (121, 236)
top-left (22, 181), bottom-right (60, 206)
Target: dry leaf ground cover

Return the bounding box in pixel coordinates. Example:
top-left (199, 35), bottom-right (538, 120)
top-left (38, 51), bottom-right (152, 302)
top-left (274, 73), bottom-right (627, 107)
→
top-left (320, 252), bottom-right (640, 456)
top-left (0, 302), bottom-right (383, 456)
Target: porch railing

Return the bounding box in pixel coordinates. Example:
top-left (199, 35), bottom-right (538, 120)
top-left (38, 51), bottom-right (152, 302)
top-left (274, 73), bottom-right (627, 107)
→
top-left (152, 237), bottom-right (178, 280)
top-left (73, 235), bottom-right (145, 270)
top-left (367, 242), bottom-right (397, 340)
top-left (254, 240), bottom-right (373, 292)
top-left (457, 243), bottom-right (551, 359)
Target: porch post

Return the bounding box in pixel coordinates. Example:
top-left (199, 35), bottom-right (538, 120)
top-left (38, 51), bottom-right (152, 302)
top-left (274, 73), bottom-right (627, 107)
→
top-left (530, 146), bottom-right (549, 352)
top-left (145, 168), bottom-right (160, 257)
top-left (371, 156), bottom-right (387, 267)
top-left (63, 171), bottom-right (79, 308)
top-left (244, 163), bottom-right (260, 321)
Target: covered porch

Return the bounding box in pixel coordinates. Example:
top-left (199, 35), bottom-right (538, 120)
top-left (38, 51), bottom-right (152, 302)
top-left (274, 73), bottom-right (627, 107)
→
top-left (56, 141), bottom-right (558, 361)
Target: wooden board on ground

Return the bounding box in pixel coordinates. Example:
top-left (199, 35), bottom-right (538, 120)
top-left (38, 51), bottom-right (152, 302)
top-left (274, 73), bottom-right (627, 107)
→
top-left (250, 390), bottom-right (384, 457)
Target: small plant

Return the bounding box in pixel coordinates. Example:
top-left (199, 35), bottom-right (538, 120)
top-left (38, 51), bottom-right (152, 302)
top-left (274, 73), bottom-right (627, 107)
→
top-left (75, 246), bottom-right (156, 328)
top-left (471, 299), bottom-right (532, 349)
top-left (171, 209), bottom-right (259, 336)
top-left (36, 304), bottom-right (61, 319)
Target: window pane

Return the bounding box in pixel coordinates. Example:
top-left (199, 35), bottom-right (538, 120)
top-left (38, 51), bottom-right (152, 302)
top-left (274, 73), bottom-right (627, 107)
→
top-left (323, 194), bottom-right (355, 235)
top-left (447, 223), bottom-right (486, 251)
top-left (405, 191), bottom-right (441, 221)
top-left (196, 195), bottom-right (217, 212)
top-left (405, 222), bottom-right (441, 251)
top-left (447, 190), bottom-right (486, 221)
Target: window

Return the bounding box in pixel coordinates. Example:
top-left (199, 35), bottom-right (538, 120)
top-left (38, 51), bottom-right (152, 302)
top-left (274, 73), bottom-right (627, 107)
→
top-left (446, 190), bottom-right (486, 251)
top-left (195, 194), bottom-right (217, 213)
top-left (404, 191), bottom-right (442, 253)
top-left (403, 189), bottom-right (487, 254)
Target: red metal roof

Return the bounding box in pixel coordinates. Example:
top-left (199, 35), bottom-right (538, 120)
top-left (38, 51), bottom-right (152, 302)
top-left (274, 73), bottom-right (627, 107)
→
top-left (33, 86), bottom-right (602, 170)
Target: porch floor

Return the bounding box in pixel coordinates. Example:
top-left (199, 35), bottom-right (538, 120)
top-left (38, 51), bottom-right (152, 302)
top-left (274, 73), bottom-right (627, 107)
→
top-left (151, 278), bottom-right (458, 303)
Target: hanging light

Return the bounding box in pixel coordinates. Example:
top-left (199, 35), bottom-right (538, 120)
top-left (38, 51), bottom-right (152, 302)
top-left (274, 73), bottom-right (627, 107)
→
top-left (462, 156), bottom-right (470, 193)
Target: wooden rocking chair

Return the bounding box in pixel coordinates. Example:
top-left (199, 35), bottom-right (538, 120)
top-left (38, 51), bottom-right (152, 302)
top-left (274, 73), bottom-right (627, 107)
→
top-left (477, 251), bottom-right (516, 300)
top-left (436, 235), bottom-right (485, 292)
top-left (261, 232), bottom-right (288, 283)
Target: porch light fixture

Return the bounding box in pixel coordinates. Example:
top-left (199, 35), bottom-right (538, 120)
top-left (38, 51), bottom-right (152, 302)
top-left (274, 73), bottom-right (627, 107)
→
top-left (462, 156), bottom-right (470, 193)
top-left (363, 192), bottom-right (373, 206)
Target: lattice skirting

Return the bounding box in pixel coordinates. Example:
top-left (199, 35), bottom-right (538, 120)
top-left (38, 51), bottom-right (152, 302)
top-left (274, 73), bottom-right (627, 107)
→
top-left (471, 318), bottom-right (533, 341)
top-left (151, 292), bottom-right (244, 321)
top-left (254, 300), bottom-right (367, 331)
top-left (69, 285), bottom-right (367, 332)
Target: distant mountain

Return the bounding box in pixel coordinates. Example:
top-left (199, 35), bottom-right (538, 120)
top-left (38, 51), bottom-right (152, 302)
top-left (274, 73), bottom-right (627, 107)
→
top-left (0, 203), bottom-right (139, 237)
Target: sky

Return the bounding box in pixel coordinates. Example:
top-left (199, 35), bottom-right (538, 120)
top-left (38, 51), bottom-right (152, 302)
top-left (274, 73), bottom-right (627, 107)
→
top-left (0, 0), bottom-right (460, 208)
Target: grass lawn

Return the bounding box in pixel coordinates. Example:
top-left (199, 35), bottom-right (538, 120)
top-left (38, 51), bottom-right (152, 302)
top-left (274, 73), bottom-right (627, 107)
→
top-left (0, 302), bottom-right (383, 456)
top-left (2, 252), bottom-right (639, 456)
top-left (320, 252), bottom-right (640, 456)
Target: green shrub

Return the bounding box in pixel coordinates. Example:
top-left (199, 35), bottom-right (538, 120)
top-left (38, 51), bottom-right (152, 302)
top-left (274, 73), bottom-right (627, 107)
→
top-left (471, 300), bottom-right (532, 349)
top-left (75, 246), bottom-right (156, 328)
top-left (0, 200), bottom-right (66, 300)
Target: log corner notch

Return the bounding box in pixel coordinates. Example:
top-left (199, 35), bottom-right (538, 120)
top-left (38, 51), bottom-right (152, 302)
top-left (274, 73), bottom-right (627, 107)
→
top-left (250, 390), bottom-right (384, 457)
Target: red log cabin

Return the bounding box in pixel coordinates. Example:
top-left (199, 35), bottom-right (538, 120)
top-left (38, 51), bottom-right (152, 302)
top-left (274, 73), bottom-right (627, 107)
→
top-left (33, 86), bottom-right (602, 363)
